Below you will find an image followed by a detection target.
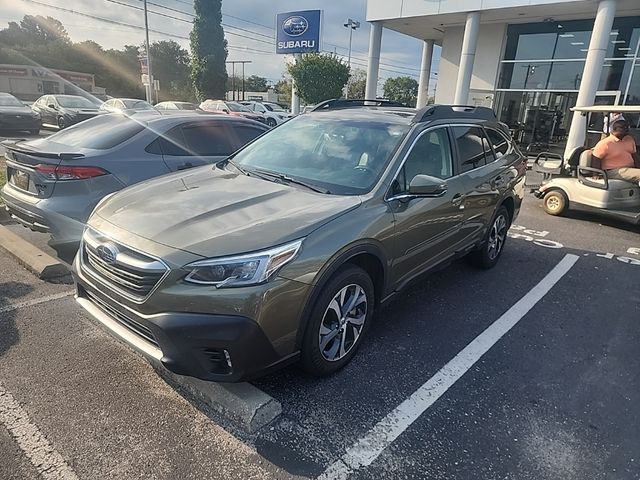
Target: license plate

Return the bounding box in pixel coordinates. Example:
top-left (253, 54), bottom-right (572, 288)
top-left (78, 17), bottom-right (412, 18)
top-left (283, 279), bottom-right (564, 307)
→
top-left (9, 168), bottom-right (29, 191)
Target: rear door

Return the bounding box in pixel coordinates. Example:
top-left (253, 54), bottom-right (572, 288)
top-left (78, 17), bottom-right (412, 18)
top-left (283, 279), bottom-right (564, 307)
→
top-left (451, 125), bottom-right (509, 241)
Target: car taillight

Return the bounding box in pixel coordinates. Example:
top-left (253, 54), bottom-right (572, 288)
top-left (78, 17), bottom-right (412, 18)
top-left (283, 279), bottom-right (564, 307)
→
top-left (35, 164), bottom-right (108, 180)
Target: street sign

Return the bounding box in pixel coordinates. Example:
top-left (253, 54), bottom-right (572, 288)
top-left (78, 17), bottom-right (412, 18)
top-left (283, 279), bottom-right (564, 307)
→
top-left (276, 10), bottom-right (321, 54)
top-left (141, 74), bottom-right (149, 86)
top-left (153, 79), bottom-right (160, 91)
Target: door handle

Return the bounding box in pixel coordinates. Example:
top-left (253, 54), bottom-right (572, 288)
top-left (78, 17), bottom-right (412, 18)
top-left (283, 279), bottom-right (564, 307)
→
top-left (452, 193), bottom-right (466, 209)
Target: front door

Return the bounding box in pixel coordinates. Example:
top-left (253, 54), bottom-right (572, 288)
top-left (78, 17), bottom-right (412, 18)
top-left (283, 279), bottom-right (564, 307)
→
top-left (387, 126), bottom-right (469, 288)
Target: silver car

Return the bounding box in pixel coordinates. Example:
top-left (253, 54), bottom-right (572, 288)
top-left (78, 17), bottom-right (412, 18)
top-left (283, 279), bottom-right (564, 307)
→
top-left (1, 112), bottom-right (268, 260)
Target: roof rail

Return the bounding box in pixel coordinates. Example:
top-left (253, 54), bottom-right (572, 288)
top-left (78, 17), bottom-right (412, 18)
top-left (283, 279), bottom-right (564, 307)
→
top-left (311, 98), bottom-right (407, 111)
top-left (413, 105), bottom-right (497, 123)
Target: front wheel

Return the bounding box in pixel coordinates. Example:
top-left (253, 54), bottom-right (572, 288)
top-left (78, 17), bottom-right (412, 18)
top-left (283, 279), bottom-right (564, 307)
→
top-left (301, 265), bottom-right (374, 376)
top-left (266, 118), bottom-right (277, 127)
top-left (467, 206), bottom-right (510, 269)
top-left (542, 190), bottom-right (568, 216)
top-left (57, 116), bottom-right (66, 129)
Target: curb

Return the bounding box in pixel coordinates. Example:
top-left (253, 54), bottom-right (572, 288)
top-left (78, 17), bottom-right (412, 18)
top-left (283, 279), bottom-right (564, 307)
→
top-left (153, 363), bottom-right (282, 433)
top-left (0, 224), bottom-right (68, 279)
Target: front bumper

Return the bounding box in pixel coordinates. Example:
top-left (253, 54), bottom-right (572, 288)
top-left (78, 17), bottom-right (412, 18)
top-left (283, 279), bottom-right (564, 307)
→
top-left (73, 258), bottom-right (299, 382)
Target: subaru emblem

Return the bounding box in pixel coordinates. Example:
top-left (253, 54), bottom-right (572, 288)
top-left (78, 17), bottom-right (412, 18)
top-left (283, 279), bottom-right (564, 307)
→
top-left (95, 243), bottom-right (119, 265)
top-left (282, 16), bottom-right (309, 37)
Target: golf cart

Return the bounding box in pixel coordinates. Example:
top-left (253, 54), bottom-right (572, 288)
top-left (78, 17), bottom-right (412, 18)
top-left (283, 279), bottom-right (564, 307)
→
top-left (533, 105), bottom-right (640, 225)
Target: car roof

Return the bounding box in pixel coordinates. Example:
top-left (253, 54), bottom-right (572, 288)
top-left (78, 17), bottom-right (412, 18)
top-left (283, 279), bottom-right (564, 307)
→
top-left (308, 107), bottom-right (418, 125)
top-left (131, 111), bottom-right (268, 127)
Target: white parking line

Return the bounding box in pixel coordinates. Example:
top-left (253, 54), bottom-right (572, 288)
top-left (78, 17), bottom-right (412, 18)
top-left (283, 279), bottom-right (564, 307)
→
top-left (0, 291), bottom-right (74, 315)
top-left (318, 253), bottom-right (580, 480)
top-left (0, 383), bottom-right (78, 480)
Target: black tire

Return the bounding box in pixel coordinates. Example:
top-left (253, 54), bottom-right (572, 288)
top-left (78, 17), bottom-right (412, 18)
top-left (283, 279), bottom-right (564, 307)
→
top-left (542, 190), bottom-right (568, 216)
top-left (266, 118), bottom-right (277, 127)
top-left (29, 129), bottom-right (40, 135)
top-left (467, 205), bottom-right (510, 269)
top-left (301, 265), bottom-right (375, 376)
top-left (57, 117), bottom-right (65, 129)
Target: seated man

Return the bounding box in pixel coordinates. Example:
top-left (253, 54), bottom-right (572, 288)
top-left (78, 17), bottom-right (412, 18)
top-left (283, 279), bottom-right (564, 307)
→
top-left (591, 120), bottom-right (640, 186)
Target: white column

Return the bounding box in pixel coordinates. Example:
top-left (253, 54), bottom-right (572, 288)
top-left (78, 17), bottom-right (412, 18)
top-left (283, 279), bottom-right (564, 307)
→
top-left (365, 22), bottom-right (383, 100)
top-left (291, 53), bottom-right (301, 115)
top-left (453, 12), bottom-right (480, 105)
top-left (417, 40), bottom-right (434, 108)
top-left (564, 0), bottom-right (617, 158)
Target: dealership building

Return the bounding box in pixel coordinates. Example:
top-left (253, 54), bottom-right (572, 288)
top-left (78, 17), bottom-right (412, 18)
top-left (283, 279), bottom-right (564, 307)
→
top-left (364, 0), bottom-right (640, 153)
top-left (0, 64), bottom-right (105, 102)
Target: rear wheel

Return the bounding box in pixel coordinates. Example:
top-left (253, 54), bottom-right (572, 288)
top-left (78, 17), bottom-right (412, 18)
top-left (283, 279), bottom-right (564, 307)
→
top-left (266, 118), bottom-right (277, 127)
top-left (468, 206), bottom-right (510, 269)
top-left (543, 190), bottom-right (568, 216)
top-left (301, 265), bottom-right (374, 376)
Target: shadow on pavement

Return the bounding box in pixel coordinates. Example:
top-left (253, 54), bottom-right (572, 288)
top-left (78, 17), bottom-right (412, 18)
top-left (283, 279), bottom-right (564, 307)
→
top-left (0, 281), bottom-right (34, 358)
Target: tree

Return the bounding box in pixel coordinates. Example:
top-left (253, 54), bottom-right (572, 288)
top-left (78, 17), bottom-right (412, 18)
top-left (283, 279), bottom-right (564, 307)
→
top-left (150, 40), bottom-right (194, 101)
top-left (274, 78), bottom-right (292, 107)
top-left (190, 0), bottom-right (228, 100)
top-left (287, 53), bottom-right (350, 105)
top-left (383, 76), bottom-right (419, 107)
top-left (19, 15), bottom-right (69, 44)
top-left (245, 75), bottom-right (268, 92)
top-left (347, 69), bottom-right (367, 99)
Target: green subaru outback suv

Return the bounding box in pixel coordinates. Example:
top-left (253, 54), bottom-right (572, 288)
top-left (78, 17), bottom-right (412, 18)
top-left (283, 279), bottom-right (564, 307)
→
top-left (72, 100), bottom-right (526, 382)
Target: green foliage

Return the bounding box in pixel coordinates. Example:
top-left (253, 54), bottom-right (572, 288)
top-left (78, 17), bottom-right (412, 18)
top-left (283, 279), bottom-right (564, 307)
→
top-left (245, 75), bottom-right (268, 92)
top-left (150, 40), bottom-right (195, 101)
top-left (383, 76), bottom-right (419, 107)
top-left (274, 78), bottom-right (292, 107)
top-left (347, 69), bottom-right (367, 99)
top-left (287, 53), bottom-right (350, 105)
top-left (190, 0), bottom-right (228, 101)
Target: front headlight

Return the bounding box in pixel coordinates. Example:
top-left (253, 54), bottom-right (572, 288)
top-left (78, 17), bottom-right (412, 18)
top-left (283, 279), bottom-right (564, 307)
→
top-left (184, 239), bottom-right (303, 287)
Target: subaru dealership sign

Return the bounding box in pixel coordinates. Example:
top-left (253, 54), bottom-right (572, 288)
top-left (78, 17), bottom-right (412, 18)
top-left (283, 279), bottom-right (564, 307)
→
top-left (276, 10), bottom-right (322, 54)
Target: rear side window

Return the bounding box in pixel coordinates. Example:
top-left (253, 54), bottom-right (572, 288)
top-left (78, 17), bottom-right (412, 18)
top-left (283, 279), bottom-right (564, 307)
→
top-left (45, 115), bottom-right (145, 150)
top-left (485, 128), bottom-right (510, 158)
top-left (158, 123), bottom-right (235, 156)
top-left (452, 126), bottom-right (489, 172)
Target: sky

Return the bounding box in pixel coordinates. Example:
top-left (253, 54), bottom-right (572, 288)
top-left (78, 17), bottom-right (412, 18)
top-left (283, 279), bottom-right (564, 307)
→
top-left (1, 0), bottom-right (440, 95)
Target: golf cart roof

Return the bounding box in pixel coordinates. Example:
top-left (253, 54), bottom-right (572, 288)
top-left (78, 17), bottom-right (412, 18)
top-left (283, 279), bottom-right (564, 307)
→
top-left (571, 105), bottom-right (640, 113)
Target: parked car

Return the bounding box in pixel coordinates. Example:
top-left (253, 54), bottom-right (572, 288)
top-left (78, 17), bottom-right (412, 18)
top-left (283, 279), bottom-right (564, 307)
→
top-left (100, 98), bottom-right (155, 114)
top-left (1, 112), bottom-right (269, 260)
top-left (71, 99), bottom-right (526, 382)
top-left (199, 99), bottom-right (266, 124)
top-left (155, 101), bottom-right (200, 111)
top-left (241, 101), bottom-right (292, 127)
top-left (0, 93), bottom-right (41, 134)
top-left (32, 94), bottom-right (102, 130)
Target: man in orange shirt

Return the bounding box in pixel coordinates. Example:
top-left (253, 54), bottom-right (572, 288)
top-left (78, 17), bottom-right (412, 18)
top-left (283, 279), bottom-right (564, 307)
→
top-left (591, 120), bottom-right (640, 185)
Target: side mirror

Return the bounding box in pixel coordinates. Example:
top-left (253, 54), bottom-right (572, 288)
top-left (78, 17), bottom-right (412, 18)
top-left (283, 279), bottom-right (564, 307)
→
top-left (222, 108), bottom-right (229, 113)
top-left (408, 174), bottom-right (447, 196)
top-left (48, 104), bottom-right (56, 109)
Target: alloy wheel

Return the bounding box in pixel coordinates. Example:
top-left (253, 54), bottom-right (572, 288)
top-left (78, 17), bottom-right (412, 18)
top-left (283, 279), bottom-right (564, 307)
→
top-left (487, 214), bottom-right (508, 260)
top-left (318, 284), bottom-right (367, 362)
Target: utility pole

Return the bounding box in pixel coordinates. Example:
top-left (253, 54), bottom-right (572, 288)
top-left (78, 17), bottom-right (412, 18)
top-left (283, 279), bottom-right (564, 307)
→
top-left (226, 60), bottom-right (252, 101)
top-left (343, 18), bottom-right (360, 99)
top-left (143, 0), bottom-right (153, 104)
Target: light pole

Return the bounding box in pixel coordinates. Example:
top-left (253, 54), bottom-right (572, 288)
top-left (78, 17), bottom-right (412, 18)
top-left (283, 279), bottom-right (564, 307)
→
top-left (143, 0), bottom-right (153, 104)
top-left (343, 18), bottom-right (360, 99)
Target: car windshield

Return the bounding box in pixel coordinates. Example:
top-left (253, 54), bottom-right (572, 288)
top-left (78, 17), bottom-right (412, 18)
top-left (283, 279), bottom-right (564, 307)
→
top-left (42, 114), bottom-right (145, 150)
top-left (56, 96), bottom-right (96, 108)
top-left (122, 99), bottom-right (153, 110)
top-left (265, 104), bottom-right (284, 112)
top-left (227, 102), bottom-right (251, 113)
top-left (0, 95), bottom-right (24, 107)
top-left (232, 115), bottom-right (409, 195)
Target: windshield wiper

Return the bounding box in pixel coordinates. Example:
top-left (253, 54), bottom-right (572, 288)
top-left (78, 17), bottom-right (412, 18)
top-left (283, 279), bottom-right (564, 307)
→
top-left (251, 168), bottom-right (331, 194)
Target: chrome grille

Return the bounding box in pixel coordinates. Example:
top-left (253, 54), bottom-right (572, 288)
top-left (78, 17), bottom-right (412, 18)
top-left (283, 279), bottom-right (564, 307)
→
top-left (81, 228), bottom-right (168, 302)
top-left (85, 290), bottom-right (159, 348)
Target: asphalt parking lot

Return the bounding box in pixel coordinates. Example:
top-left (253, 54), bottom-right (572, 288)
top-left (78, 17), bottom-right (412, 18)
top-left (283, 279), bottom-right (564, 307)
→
top-left (1, 178), bottom-right (639, 479)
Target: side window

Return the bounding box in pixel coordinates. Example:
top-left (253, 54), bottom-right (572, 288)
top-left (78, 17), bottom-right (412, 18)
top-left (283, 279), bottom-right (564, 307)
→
top-left (485, 128), bottom-right (510, 158)
top-left (158, 126), bottom-right (190, 156)
top-left (394, 128), bottom-right (453, 193)
top-left (482, 135), bottom-right (496, 164)
top-left (452, 126), bottom-right (488, 172)
top-left (180, 123), bottom-right (235, 156)
top-left (145, 138), bottom-right (163, 155)
top-left (229, 125), bottom-right (267, 149)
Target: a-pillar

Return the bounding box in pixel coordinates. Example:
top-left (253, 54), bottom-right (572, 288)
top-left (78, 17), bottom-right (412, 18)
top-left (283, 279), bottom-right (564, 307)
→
top-left (365, 22), bottom-right (383, 100)
top-left (564, 0), bottom-right (617, 158)
top-left (417, 40), bottom-right (434, 108)
top-left (453, 12), bottom-right (480, 105)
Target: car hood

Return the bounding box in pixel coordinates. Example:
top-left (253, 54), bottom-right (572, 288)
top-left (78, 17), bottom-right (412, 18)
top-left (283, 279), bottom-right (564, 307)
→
top-left (0, 106), bottom-right (35, 115)
top-left (95, 166), bottom-right (361, 257)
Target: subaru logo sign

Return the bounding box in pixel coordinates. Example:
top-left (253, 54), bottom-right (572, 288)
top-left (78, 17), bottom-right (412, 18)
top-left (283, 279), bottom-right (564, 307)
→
top-left (95, 243), bottom-right (119, 265)
top-left (276, 10), bottom-right (321, 54)
top-left (282, 16), bottom-right (309, 37)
